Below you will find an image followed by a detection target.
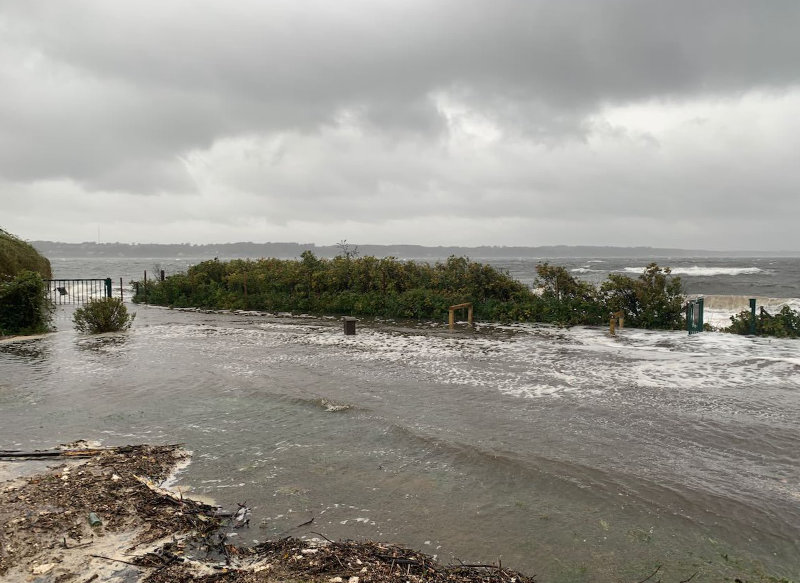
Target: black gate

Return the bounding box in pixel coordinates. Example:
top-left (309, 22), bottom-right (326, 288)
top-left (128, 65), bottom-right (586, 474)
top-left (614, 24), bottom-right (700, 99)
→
top-left (44, 278), bottom-right (112, 305)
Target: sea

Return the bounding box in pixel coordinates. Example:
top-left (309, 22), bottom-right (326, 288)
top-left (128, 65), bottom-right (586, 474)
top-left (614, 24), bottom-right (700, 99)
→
top-left (1, 255), bottom-right (798, 582)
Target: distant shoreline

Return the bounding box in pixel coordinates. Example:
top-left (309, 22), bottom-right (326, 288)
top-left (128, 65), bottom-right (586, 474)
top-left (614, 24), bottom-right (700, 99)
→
top-left (30, 240), bottom-right (800, 259)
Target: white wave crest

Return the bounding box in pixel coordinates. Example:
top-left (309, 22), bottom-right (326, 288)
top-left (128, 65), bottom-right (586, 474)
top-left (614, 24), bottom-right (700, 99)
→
top-left (622, 266), bottom-right (763, 276)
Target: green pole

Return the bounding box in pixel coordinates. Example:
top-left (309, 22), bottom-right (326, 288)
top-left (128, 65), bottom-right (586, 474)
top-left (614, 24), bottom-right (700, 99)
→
top-left (105, 278), bottom-right (112, 298)
top-left (749, 298), bottom-right (756, 335)
top-left (697, 297), bottom-right (704, 331)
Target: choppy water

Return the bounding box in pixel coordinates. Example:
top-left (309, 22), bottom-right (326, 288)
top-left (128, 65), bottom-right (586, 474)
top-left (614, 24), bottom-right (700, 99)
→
top-left (47, 254), bottom-right (800, 298)
top-left (1, 256), bottom-right (798, 581)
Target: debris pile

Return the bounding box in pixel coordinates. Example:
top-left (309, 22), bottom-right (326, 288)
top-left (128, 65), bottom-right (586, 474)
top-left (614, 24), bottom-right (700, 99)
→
top-left (0, 444), bottom-right (219, 581)
top-left (1, 444), bottom-right (536, 583)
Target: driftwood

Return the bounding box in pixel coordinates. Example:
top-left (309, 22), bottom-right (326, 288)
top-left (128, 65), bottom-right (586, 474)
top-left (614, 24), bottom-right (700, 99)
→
top-left (0, 448), bottom-right (117, 460)
top-left (0, 444), bottom-right (171, 460)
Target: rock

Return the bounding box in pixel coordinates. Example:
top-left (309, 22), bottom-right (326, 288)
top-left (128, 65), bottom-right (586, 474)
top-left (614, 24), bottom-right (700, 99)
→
top-left (31, 563), bottom-right (56, 574)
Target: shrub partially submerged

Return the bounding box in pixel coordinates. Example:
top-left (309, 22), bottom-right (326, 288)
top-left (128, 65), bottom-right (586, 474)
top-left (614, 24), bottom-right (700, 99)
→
top-left (0, 270), bottom-right (53, 335)
top-left (726, 305), bottom-right (800, 338)
top-left (73, 297), bottom-right (136, 334)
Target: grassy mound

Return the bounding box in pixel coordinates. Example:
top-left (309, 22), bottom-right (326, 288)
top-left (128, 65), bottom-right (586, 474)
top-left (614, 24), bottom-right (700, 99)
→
top-left (0, 228), bottom-right (52, 279)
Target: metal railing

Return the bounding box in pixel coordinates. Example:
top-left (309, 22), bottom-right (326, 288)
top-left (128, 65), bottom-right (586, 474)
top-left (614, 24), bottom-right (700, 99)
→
top-left (44, 278), bottom-right (112, 305)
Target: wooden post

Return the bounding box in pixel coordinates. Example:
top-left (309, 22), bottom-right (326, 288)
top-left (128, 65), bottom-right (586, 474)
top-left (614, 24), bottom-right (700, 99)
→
top-left (448, 303), bottom-right (473, 330)
top-left (120, 277), bottom-right (124, 301)
top-left (143, 270), bottom-right (147, 303)
top-left (610, 311), bottom-right (624, 335)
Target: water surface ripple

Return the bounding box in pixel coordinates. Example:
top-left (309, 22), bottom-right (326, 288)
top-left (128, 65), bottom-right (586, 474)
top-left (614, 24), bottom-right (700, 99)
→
top-left (1, 305), bottom-right (798, 581)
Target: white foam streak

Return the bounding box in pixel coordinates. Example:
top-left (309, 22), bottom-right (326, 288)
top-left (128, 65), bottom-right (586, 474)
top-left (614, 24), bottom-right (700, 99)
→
top-left (138, 316), bottom-right (799, 409)
top-left (623, 266), bottom-right (763, 276)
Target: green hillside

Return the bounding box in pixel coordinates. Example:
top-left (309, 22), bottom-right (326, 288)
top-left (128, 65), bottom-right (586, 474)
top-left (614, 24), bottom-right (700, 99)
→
top-left (0, 228), bottom-right (52, 279)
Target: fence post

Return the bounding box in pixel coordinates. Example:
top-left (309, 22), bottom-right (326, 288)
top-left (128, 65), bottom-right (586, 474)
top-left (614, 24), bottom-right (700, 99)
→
top-left (697, 297), bottom-right (704, 330)
top-left (105, 278), bottom-right (112, 298)
top-left (749, 298), bottom-right (757, 335)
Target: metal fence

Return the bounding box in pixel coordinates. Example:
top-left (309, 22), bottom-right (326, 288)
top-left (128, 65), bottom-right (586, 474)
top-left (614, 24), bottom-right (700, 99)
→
top-left (44, 278), bottom-right (112, 305)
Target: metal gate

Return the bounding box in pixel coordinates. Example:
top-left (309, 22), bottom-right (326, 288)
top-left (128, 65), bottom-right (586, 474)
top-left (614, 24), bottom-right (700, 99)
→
top-left (44, 278), bottom-right (112, 305)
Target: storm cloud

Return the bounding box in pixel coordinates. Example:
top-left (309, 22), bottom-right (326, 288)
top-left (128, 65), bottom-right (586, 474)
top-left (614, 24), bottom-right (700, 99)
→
top-left (2, 0), bottom-right (799, 249)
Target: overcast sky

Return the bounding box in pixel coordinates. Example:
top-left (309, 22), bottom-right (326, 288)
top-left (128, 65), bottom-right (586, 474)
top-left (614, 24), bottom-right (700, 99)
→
top-left (2, 1), bottom-right (799, 250)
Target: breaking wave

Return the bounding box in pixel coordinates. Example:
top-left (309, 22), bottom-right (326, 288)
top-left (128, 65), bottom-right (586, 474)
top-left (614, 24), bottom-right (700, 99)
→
top-left (623, 266), bottom-right (764, 276)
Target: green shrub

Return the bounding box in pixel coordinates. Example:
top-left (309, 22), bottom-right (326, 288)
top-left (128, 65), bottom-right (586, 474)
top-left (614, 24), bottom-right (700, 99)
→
top-left (534, 263), bottom-right (606, 325)
top-left (73, 297), bottom-right (136, 334)
top-left (600, 263), bottom-right (685, 329)
top-left (726, 305), bottom-right (800, 338)
top-left (0, 270), bottom-right (53, 335)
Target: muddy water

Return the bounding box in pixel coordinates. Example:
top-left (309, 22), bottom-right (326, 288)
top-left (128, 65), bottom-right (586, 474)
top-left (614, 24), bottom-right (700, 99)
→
top-left (1, 305), bottom-right (799, 582)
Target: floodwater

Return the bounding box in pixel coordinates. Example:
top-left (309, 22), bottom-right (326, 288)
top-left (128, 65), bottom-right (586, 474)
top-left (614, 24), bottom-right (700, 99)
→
top-left (1, 303), bottom-right (798, 582)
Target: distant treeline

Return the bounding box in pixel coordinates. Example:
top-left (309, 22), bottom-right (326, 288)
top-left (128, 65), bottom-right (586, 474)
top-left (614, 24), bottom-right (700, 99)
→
top-left (31, 240), bottom-right (777, 260)
top-left (132, 254), bottom-right (686, 329)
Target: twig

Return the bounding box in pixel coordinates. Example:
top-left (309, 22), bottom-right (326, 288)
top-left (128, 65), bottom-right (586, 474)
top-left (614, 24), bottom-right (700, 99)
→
top-left (678, 573), bottom-right (698, 583)
top-left (152, 555), bottom-right (180, 576)
top-left (89, 554), bottom-right (142, 568)
top-left (82, 575), bottom-right (99, 583)
top-left (636, 565), bottom-right (662, 583)
top-left (309, 531), bottom-right (335, 543)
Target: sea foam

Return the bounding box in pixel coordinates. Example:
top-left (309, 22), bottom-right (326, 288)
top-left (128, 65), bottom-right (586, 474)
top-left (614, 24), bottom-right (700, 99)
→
top-left (623, 266), bottom-right (763, 276)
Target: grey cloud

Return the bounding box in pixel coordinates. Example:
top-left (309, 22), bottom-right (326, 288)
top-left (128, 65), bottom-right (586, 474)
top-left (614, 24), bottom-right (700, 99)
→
top-left (1, 1), bottom-right (799, 249)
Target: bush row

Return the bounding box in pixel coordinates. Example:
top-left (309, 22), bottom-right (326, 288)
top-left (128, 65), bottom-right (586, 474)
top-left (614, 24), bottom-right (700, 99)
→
top-left (132, 254), bottom-right (687, 330)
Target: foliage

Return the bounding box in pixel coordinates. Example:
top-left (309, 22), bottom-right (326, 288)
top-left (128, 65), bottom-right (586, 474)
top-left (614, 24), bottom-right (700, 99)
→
top-left (726, 305), bottom-right (800, 338)
top-left (0, 270), bottom-right (53, 335)
top-left (600, 263), bottom-right (685, 329)
top-left (0, 228), bottom-right (52, 280)
top-left (534, 263), bottom-right (606, 325)
top-left (73, 297), bottom-right (136, 334)
top-left (132, 253), bottom-right (687, 330)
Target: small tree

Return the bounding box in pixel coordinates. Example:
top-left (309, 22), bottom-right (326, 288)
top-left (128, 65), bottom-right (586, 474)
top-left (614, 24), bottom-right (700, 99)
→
top-left (73, 297), bottom-right (136, 334)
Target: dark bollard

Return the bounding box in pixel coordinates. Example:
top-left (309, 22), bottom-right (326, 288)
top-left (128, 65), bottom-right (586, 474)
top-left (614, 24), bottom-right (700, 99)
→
top-left (343, 317), bottom-right (357, 335)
